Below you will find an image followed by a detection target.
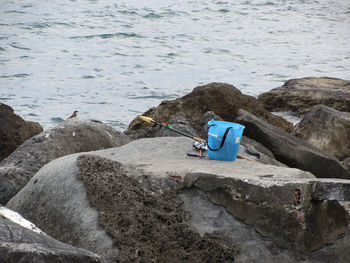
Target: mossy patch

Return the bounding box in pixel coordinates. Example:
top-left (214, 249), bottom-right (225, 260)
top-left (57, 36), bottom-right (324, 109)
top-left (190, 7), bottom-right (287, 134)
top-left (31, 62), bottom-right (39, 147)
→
top-left (77, 154), bottom-right (239, 262)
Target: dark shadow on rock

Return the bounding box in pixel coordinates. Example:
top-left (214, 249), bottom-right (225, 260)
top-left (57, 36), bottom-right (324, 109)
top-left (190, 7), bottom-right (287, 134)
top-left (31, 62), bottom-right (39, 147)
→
top-left (0, 102), bottom-right (43, 162)
top-left (236, 109), bottom-right (350, 179)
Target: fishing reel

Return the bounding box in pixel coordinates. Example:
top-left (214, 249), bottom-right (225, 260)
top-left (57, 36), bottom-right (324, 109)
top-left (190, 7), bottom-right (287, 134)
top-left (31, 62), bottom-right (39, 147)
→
top-left (193, 141), bottom-right (208, 152)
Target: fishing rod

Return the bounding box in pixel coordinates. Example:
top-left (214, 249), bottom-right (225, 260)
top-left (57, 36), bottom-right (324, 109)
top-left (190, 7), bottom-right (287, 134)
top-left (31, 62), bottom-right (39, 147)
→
top-left (139, 116), bottom-right (206, 143)
top-left (139, 116), bottom-right (258, 163)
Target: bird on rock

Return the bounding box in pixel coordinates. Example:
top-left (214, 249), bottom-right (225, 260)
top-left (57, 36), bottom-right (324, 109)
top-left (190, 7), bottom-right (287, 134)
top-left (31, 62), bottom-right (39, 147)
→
top-left (68, 110), bottom-right (78, 119)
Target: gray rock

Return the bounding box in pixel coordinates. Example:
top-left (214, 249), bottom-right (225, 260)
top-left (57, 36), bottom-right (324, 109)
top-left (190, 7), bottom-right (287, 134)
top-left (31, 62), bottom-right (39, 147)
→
top-left (127, 111), bottom-right (283, 166)
top-left (236, 109), bottom-right (350, 179)
top-left (127, 82), bottom-right (293, 133)
top-left (258, 77), bottom-right (350, 115)
top-left (6, 154), bottom-right (119, 262)
top-left (0, 102), bottom-right (43, 162)
top-left (0, 209), bottom-right (103, 263)
top-left (7, 137), bottom-right (350, 261)
top-left (179, 189), bottom-right (297, 263)
top-left (0, 118), bottom-right (130, 205)
top-left (342, 157), bottom-right (350, 173)
top-left (294, 105), bottom-right (350, 160)
top-left (240, 136), bottom-right (286, 167)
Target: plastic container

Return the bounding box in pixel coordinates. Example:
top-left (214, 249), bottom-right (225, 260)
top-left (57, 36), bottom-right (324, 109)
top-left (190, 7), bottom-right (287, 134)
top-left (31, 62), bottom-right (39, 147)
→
top-left (207, 119), bottom-right (245, 161)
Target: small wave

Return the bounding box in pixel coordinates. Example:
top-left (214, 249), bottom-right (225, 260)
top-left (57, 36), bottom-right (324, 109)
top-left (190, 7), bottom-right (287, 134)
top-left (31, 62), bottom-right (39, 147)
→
top-left (143, 12), bottom-right (163, 19)
top-left (21, 104), bottom-right (38, 109)
top-left (51, 117), bottom-right (64, 124)
top-left (0, 47), bottom-right (5, 51)
top-left (84, 101), bottom-right (108, 105)
top-left (5, 10), bottom-right (27, 14)
top-left (128, 94), bottom-right (179, 100)
top-left (9, 44), bottom-right (30, 50)
top-left (106, 120), bottom-right (127, 129)
top-left (52, 22), bottom-right (76, 28)
top-left (218, 9), bottom-right (230, 13)
top-left (118, 10), bottom-right (139, 15)
top-left (70, 32), bottom-right (144, 40)
top-left (82, 75), bottom-right (95, 79)
top-left (1, 73), bottom-right (31, 78)
top-left (114, 52), bottom-right (128, 57)
top-left (31, 22), bottom-right (51, 29)
top-left (20, 56), bottom-right (34, 59)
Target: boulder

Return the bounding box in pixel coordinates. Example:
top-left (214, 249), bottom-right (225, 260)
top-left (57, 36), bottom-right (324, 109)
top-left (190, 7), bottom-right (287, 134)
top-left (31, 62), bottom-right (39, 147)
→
top-left (7, 137), bottom-right (350, 261)
top-left (127, 111), bottom-right (284, 166)
top-left (0, 118), bottom-right (130, 205)
top-left (0, 206), bottom-right (103, 263)
top-left (258, 77), bottom-right (350, 115)
top-left (236, 109), bottom-right (350, 179)
top-left (342, 158), bottom-right (350, 173)
top-left (7, 151), bottom-right (239, 262)
top-left (294, 105), bottom-right (350, 160)
top-left (0, 102), bottom-right (43, 162)
top-left (127, 82), bottom-right (293, 133)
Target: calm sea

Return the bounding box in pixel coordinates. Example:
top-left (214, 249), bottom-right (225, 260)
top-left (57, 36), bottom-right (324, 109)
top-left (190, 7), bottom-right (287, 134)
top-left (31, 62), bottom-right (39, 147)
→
top-left (1, 0), bottom-right (349, 130)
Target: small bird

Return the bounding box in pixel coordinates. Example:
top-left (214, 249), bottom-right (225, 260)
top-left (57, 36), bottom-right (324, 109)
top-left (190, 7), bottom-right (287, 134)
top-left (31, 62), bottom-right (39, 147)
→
top-left (68, 110), bottom-right (78, 119)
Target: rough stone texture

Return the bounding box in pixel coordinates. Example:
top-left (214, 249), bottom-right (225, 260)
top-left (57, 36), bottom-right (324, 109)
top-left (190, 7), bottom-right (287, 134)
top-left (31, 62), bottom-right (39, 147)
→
top-left (76, 155), bottom-right (239, 263)
top-left (0, 118), bottom-right (130, 205)
top-left (308, 224), bottom-right (350, 263)
top-left (179, 189), bottom-right (298, 263)
top-left (0, 102), bottom-right (43, 162)
top-left (311, 179), bottom-right (350, 201)
top-left (127, 82), bottom-right (293, 133)
top-left (7, 137), bottom-right (350, 261)
top-left (258, 77), bottom-right (350, 115)
top-left (0, 215), bottom-right (103, 263)
top-left (294, 105), bottom-right (350, 160)
top-left (6, 154), bottom-right (119, 262)
top-left (342, 157), bottom-right (350, 173)
top-left (236, 109), bottom-right (350, 179)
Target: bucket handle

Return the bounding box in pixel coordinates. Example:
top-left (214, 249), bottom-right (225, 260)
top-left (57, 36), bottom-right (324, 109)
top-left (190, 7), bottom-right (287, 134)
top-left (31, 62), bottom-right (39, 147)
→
top-left (207, 124), bottom-right (232, 152)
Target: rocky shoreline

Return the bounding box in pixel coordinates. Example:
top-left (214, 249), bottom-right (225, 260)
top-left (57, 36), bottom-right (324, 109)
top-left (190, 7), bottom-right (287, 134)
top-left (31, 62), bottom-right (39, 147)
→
top-left (1, 77), bottom-right (350, 262)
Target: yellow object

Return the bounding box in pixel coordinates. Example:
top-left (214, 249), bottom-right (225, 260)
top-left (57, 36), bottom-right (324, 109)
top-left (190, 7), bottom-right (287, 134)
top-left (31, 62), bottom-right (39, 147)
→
top-left (139, 115), bottom-right (155, 124)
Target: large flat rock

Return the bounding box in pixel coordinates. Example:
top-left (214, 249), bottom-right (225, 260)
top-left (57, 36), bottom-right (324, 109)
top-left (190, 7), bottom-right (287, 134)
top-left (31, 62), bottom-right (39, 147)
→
top-left (7, 137), bottom-right (350, 260)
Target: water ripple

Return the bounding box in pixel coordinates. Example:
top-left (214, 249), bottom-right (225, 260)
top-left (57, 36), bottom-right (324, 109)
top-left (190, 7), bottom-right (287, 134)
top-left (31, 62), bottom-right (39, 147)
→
top-left (70, 32), bottom-right (144, 39)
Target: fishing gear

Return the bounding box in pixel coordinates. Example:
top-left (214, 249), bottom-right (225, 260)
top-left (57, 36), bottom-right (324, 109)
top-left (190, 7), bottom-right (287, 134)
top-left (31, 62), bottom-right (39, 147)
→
top-left (139, 116), bottom-right (206, 143)
top-left (138, 115), bottom-right (258, 163)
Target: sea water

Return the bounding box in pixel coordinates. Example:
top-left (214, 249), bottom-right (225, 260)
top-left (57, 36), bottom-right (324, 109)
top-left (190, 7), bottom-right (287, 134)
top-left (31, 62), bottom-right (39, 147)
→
top-left (1, 0), bottom-right (349, 130)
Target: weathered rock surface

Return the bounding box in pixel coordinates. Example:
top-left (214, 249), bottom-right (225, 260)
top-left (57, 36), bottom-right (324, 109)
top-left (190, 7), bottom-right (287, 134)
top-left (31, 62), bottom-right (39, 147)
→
top-left (0, 102), bottom-right (43, 162)
top-left (0, 207), bottom-right (103, 263)
top-left (258, 77), bottom-right (350, 115)
top-left (127, 111), bottom-right (284, 166)
top-left (236, 109), bottom-right (350, 179)
top-left (7, 137), bottom-right (350, 261)
top-left (0, 118), bottom-right (130, 205)
top-left (342, 157), bottom-right (350, 173)
top-left (294, 105), bottom-right (350, 160)
top-left (127, 82), bottom-right (293, 133)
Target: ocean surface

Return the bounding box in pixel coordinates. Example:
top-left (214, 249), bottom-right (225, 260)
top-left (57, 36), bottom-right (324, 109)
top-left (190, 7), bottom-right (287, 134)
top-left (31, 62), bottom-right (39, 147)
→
top-left (1, 0), bottom-right (349, 131)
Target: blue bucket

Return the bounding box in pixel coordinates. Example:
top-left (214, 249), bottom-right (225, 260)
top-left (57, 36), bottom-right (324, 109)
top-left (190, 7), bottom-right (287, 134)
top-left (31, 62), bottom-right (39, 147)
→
top-left (207, 120), bottom-right (245, 161)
